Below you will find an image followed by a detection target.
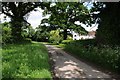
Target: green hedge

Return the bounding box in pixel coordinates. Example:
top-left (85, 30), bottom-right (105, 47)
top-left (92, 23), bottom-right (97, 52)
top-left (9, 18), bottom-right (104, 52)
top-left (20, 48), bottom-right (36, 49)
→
top-left (61, 40), bottom-right (120, 73)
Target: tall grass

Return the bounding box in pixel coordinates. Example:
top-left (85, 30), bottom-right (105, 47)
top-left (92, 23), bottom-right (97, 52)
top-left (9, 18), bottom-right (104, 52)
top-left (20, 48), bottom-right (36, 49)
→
top-left (0, 48), bottom-right (2, 80)
top-left (59, 40), bottom-right (120, 73)
top-left (2, 42), bottom-right (52, 78)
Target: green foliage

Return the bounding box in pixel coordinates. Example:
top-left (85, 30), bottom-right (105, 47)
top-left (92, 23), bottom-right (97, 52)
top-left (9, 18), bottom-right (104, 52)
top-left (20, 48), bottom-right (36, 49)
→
top-left (2, 2), bottom-right (50, 41)
top-left (34, 25), bottom-right (50, 42)
top-left (27, 26), bottom-right (35, 38)
top-left (0, 24), bottom-right (2, 44)
top-left (22, 30), bottom-right (28, 38)
top-left (13, 38), bottom-right (32, 44)
top-left (22, 25), bottom-right (35, 39)
top-left (0, 48), bottom-right (2, 79)
top-left (58, 39), bottom-right (120, 73)
top-left (67, 35), bottom-right (73, 40)
top-left (61, 40), bottom-right (74, 44)
top-left (1, 22), bottom-right (34, 44)
top-left (91, 3), bottom-right (120, 45)
top-left (2, 42), bottom-right (52, 78)
top-left (1, 22), bottom-right (12, 44)
top-left (43, 2), bottom-right (89, 40)
top-left (49, 29), bottom-right (63, 44)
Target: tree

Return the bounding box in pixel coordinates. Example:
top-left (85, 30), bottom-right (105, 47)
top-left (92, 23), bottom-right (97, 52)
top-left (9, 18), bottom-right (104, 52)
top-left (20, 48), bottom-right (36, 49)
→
top-left (2, 2), bottom-right (50, 41)
top-left (34, 25), bottom-right (50, 42)
top-left (22, 25), bottom-right (35, 39)
top-left (42, 2), bottom-right (90, 40)
top-left (91, 2), bottom-right (120, 73)
top-left (91, 2), bottom-right (120, 45)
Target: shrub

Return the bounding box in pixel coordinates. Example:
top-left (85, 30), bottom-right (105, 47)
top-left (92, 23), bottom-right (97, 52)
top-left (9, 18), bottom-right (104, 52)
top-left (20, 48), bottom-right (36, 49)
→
top-left (1, 23), bottom-right (12, 44)
top-left (49, 29), bottom-right (63, 44)
top-left (67, 35), bottom-right (73, 40)
top-left (61, 40), bottom-right (74, 44)
top-left (61, 40), bottom-right (120, 73)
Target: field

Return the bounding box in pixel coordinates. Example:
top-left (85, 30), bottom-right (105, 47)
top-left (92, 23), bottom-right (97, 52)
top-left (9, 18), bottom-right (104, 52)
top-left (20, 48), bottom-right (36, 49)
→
top-left (2, 42), bottom-right (52, 79)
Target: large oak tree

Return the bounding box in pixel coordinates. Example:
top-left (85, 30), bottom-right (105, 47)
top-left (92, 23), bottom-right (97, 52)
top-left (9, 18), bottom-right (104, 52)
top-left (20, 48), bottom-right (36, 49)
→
top-left (2, 2), bottom-right (50, 41)
top-left (42, 2), bottom-right (91, 40)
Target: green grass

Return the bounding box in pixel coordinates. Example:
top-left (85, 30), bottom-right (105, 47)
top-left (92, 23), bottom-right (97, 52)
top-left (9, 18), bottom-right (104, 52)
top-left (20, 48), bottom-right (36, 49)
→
top-left (57, 39), bottom-right (120, 73)
top-left (0, 48), bottom-right (2, 80)
top-left (2, 42), bottom-right (52, 78)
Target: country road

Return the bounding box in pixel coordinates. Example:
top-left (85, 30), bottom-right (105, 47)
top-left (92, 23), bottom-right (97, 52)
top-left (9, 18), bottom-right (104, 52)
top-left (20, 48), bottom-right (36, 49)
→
top-left (44, 44), bottom-right (118, 79)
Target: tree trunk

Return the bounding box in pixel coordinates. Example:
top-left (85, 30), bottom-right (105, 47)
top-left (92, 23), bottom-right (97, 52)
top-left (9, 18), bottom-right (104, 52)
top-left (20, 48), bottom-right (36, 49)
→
top-left (63, 29), bottom-right (67, 40)
top-left (11, 20), bottom-right (23, 42)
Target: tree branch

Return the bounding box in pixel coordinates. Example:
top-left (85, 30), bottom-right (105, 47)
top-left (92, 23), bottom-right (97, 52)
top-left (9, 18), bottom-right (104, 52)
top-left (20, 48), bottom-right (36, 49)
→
top-left (2, 7), bottom-right (13, 18)
top-left (21, 3), bottom-right (42, 16)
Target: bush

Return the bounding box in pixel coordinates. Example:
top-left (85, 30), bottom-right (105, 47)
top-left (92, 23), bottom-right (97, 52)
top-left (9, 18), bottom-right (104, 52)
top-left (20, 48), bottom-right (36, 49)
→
top-left (0, 25), bottom-right (2, 44)
top-left (67, 35), bottom-right (73, 40)
top-left (60, 39), bottom-right (120, 73)
top-left (13, 38), bottom-right (32, 44)
top-left (1, 23), bottom-right (12, 44)
top-left (49, 29), bottom-right (63, 44)
top-left (34, 31), bottom-right (49, 42)
top-left (61, 40), bottom-right (74, 44)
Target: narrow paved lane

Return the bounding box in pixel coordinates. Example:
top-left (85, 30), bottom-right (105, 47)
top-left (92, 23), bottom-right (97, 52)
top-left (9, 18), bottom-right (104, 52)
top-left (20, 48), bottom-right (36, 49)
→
top-left (45, 44), bottom-right (113, 79)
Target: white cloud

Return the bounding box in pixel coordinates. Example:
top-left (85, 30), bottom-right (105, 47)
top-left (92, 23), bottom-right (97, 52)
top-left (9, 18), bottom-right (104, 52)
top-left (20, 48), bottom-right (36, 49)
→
top-left (80, 23), bottom-right (98, 31)
top-left (83, 2), bottom-right (93, 10)
top-left (0, 14), bottom-right (11, 23)
top-left (27, 11), bottom-right (42, 28)
top-left (75, 21), bottom-right (98, 31)
top-left (27, 7), bottom-right (50, 29)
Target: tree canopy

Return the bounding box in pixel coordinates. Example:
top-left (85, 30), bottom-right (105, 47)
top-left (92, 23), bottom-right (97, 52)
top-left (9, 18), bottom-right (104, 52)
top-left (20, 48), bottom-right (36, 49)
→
top-left (2, 2), bottom-right (50, 41)
top-left (41, 2), bottom-right (92, 40)
top-left (91, 2), bottom-right (120, 45)
top-left (2, 2), bottom-right (120, 44)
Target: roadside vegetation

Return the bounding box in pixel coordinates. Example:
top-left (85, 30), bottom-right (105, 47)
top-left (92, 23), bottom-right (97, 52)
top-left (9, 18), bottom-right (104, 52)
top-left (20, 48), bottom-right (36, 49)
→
top-left (2, 42), bottom-right (52, 78)
top-left (1, 2), bottom-right (120, 78)
top-left (55, 39), bottom-right (120, 74)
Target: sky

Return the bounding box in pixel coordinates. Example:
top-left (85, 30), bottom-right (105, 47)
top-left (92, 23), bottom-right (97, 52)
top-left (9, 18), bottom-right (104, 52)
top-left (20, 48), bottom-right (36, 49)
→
top-left (0, 2), bottom-right (98, 31)
top-left (0, 8), bottom-right (50, 29)
top-left (27, 8), bottom-right (50, 28)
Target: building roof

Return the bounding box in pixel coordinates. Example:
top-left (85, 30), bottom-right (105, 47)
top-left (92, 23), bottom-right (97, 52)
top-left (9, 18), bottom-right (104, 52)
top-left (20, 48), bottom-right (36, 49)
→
top-left (88, 31), bottom-right (96, 36)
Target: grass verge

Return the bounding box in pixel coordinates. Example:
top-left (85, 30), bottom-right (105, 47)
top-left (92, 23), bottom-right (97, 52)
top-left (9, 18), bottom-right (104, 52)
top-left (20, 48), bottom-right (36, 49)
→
top-left (2, 42), bottom-right (52, 78)
top-left (57, 39), bottom-right (120, 74)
